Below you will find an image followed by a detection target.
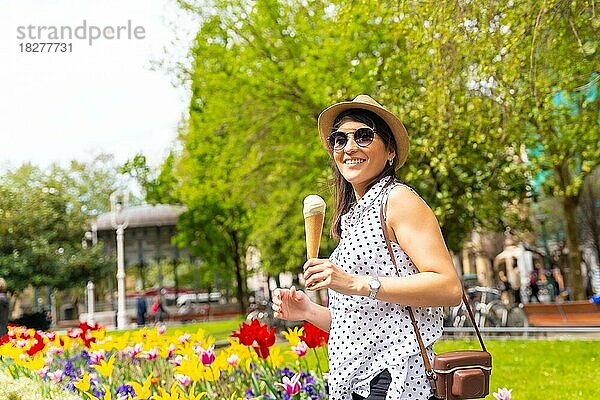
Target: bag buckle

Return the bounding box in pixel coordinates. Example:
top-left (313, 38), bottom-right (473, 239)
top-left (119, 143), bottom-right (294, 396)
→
top-left (426, 370), bottom-right (438, 391)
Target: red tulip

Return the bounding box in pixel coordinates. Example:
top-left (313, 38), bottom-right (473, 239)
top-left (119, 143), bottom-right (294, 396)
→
top-left (300, 322), bottom-right (329, 349)
top-left (232, 319), bottom-right (276, 359)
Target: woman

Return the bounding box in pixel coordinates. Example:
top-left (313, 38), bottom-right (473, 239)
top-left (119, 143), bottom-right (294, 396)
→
top-left (273, 95), bottom-right (462, 400)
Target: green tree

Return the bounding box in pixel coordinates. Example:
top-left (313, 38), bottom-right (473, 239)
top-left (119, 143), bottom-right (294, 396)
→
top-left (172, 0), bottom-right (530, 285)
top-left (501, 0), bottom-right (599, 299)
top-left (0, 160), bottom-right (117, 293)
top-left (120, 152), bottom-right (180, 205)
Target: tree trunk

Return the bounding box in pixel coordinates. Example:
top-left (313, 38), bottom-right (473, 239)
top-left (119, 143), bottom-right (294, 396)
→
top-left (173, 262), bottom-right (179, 296)
top-left (231, 231), bottom-right (246, 315)
top-left (563, 196), bottom-right (585, 300)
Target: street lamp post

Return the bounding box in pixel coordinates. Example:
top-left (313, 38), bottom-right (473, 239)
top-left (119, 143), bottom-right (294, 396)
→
top-left (87, 281), bottom-right (95, 325)
top-left (110, 191), bottom-right (129, 330)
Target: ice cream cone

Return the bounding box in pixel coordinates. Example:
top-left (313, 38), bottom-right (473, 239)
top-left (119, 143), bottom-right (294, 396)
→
top-left (303, 195), bottom-right (326, 259)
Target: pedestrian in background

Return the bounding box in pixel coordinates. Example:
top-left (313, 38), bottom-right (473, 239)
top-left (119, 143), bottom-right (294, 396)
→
top-left (152, 295), bottom-right (167, 323)
top-left (0, 278), bottom-right (9, 337)
top-left (136, 295), bottom-right (147, 326)
top-left (529, 269), bottom-right (541, 303)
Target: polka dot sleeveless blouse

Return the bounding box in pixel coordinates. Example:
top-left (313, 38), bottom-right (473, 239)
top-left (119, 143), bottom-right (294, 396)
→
top-left (327, 176), bottom-right (443, 400)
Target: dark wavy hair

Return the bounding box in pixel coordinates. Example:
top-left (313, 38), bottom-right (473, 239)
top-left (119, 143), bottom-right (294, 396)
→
top-left (330, 109), bottom-right (398, 239)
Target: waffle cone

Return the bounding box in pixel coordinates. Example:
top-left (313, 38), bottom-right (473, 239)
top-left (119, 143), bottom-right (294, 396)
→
top-left (304, 213), bottom-right (324, 259)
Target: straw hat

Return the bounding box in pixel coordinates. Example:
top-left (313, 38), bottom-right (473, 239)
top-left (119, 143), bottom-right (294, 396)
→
top-left (317, 94), bottom-right (409, 169)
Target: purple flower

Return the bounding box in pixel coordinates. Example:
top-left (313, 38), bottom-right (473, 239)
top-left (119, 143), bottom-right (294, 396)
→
top-left (92, 387), bottom-right (105, 399)
top-left (116, 384), bottom-right (136, 400)
top-left (64, 381), bottom-right (76, 392)
top-left (64, 360), bottom-right (78, 379)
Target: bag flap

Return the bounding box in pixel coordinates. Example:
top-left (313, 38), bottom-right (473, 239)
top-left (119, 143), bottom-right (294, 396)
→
top-left (433, 350), bottom-right (492, 371)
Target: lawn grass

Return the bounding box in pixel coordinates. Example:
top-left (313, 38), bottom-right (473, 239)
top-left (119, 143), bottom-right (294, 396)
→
top-left (295, 338), bottom-right (600, 399)
top-left (107, 316), bottom-right (245, 339)
top-left (434, 339), bottom-right (600, 400)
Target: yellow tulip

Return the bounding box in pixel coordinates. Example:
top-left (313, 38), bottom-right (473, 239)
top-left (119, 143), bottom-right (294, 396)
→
top-left (74, 371), bottom-right (91, 392)
top-left (14, 354), bottom-right (45, 371)
top-left (282, 326), bottom-right (304, 346)
top-left (84, 384), bottom-right (112, 400)
top-left (151, 382), bottom-right (183, 400)
top-left (129, 374), bottom-right (153, 400)
top-left (268, 346), bottom-right (284, 368)
top-left (174, 358), bottom-right (204, 382)
top-left (187, 384), bottom-right (207, 400)
top-left (93, 354), bottom-right (116, 379)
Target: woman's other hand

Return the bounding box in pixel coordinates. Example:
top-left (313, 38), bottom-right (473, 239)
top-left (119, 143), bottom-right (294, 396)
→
top-left (272, 286), bottom-right (312, 321)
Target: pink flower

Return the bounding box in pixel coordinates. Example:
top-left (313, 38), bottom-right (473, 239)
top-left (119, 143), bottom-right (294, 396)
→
top-left (89, 349), bottom-right (106, 365)
top-left (47, 369), bottom-right (63, 383)
top-left (35, 367), bottom-right (48, 378)
top-left (123, 343), bottom-right (143, 358)
top-left (174, 374), bottom-right (192, 387)
top-left (47, 345), bottom-right (63, 357)
top-left (157, 325), bottom-right (167, 335)
top-left (291, 341), bottom-right (308, 357)
top-left (178, 333), bottom-right (191, 344)
top-left (141, 347), bottom-right (159, 360)
top-left (227, 354), bottom-right (240, 367)
top-left (169, 354), bottom-right (183, 367)
top-left (200, 346), bottom-right (216, 366)
top-left (493, 388), bottom-right (512, 400)
top-left (167, 343), bottom-right (176, 358)
top-left (275, 372), bottom-right (301, 396)
top-left (68, 328), bottom-right (82, 339)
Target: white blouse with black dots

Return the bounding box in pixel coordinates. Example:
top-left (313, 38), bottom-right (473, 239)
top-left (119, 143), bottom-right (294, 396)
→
top-left (327, 176), bottom-right (443, 400)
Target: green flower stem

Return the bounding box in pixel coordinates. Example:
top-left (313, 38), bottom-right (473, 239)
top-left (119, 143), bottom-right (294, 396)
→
top-left (312, 348), bottom-right (322, 377)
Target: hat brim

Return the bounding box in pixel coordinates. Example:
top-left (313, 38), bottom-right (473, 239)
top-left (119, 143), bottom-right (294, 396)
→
top-left (317, 100), bottom-right (409, 170)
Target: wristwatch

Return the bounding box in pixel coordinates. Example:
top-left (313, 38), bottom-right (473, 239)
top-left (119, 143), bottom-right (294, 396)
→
top-left (368, 277), bottom-right (381, 299)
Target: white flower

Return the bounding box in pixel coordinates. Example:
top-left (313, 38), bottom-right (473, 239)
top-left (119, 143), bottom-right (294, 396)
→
top-left (493, 387), bottom-right (513, 400)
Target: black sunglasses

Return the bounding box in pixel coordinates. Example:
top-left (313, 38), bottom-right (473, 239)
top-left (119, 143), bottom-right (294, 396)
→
top-left (327, 127), bottom-right (376, 151)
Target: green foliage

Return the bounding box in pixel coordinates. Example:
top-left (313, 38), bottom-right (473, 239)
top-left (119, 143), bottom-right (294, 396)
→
top-left (159, 0), bottom-right (599, 294)
top-left (0, 157), bottom-right (119, 292)
top-left (169, 0), bottom-right (535, 284)
top-left (120, 152), bottom-right (180, 205)
top-left (498, 0), bottom-right (599, 299)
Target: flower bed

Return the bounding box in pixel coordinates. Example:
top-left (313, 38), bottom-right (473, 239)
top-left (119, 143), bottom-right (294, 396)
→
top-left (0, 321), bottom-right (329, 399)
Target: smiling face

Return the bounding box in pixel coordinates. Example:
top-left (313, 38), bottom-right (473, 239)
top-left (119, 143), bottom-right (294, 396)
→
top-left (333, 118), bottom-right (395, 198)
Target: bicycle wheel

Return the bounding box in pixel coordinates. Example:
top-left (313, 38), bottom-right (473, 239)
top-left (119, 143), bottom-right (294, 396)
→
top-left (507, 306), bottom-right (527, 327)
top-left (486, 301), bottom-right (509, 328)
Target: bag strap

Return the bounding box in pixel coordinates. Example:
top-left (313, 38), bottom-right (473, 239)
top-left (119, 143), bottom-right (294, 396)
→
top-left (378, 189), bottom-right (487, 377)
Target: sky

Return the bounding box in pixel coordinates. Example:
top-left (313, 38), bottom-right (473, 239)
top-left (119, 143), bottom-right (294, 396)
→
top-left (0, 0), bottom-right (199, 171)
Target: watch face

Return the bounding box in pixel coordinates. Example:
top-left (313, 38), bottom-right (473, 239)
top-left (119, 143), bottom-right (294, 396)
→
top-left (370, 279), bottom-right (381, 290)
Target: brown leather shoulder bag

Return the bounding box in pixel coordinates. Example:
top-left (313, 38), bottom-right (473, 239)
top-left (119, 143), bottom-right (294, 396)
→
top-left (379, 194), bottom-right (492, 399)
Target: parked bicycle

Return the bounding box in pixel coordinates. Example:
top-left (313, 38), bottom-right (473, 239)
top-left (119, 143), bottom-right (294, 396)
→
top-left (445, 286), bottom-right (527, 331)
